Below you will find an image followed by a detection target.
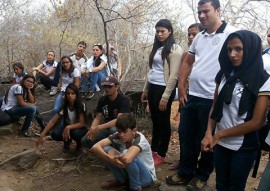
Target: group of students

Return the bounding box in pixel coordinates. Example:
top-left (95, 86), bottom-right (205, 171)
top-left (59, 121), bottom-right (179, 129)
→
top-left (140, 0), bottom-right (270, 191)
top-left (1, 0), bottom-right (270, 190)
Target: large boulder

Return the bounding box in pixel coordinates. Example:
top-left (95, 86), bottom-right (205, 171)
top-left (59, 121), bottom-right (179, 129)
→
top-left (0, 149), bottom-right (41, 170)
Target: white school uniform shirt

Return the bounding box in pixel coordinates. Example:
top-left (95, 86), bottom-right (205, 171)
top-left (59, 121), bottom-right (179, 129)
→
top-left (1, 84), bottom-right (23, 111)
top-left (188, 22), bottom-right (237, 99)
top-left (41, 60), bottom-right (58, 80)
top-left (60, 68), bottom-right (80, 92)
top-left (69, 53), bottom-right (88, 75)
top-left (147, 47), bottom-right (166, 86)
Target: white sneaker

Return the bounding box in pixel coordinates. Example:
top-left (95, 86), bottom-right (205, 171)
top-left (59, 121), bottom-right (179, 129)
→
top-left (49, 87), bottom-right (58, 96)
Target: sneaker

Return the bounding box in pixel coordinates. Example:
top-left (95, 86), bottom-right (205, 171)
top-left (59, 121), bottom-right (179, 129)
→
top-left (49, 86), bottom-right (58, 96)
top-left (165, 174), bottom-right (191, 185)
top-left (21, 130), bottom-right (31, 137)
top-left (152, 152), bottom-right (166, 166)
top-left (86, 92), bottom-right (94, 100)
top-left (186, 177), bottom-right (207, 191)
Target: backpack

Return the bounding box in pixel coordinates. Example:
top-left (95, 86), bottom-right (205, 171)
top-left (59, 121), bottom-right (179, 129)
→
top-left (0, 110), bottom-right (12, 126)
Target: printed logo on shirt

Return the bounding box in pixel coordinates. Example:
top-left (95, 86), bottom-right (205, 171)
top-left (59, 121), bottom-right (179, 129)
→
top-left (212, 36), bottom-right (221, 45)
top-left (235, 87), bottom-right (244, 98)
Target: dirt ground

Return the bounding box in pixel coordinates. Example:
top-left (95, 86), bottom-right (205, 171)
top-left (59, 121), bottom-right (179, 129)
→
top-left (0, 100), bottom-right (268, 191)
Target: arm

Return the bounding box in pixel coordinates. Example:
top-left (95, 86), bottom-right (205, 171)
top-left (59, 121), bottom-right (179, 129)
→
top-left (27, 89), bottom-right (35, 103)
top-left (201, 84), bottom-right (219, 152)
top-left (16, 95), bottom-right (35, 106)
top-left (63, 113), bottom-right (85, 141)
top-left (91, 138), bottom-right (125, 168)
top-left (85, 112), bottom-right (103, 140)
top-left (211, 95), bottom-right (268, 147)
top-left (160, 44), bottom-right (182, 111)
top-left (117, 146), bottom-right (140, 165)
top-left (73, 77), bottom-right (80, 89)
top-left (92, 61), bottom-right (106, 73)
top-left (178, 54), bottom-right (195, 106)
top-left (32, 64), bottom-right (44, 76)
top-left (36, 113), bottom-right (61, 147)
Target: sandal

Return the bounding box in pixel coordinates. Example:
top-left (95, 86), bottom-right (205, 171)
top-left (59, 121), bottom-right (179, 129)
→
top-left (165, 174), bottom-right (190, 185)
top-left (101, 179), bottom-right (127, 190)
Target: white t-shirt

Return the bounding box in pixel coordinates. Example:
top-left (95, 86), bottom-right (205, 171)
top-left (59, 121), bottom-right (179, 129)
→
top-left (82, 55), bottom-right (109, 75)
top-left (1, 84), bottom-right (24, 111)
top-left (41, 60), bottom-right (58, 80)
top-left (108, 131), bottom-right (156, 181)
top-left (216, 78), bottom-right (247, 150)
top-left (263, 52), bottom-right (270, 74)
top-left (69, 53), bottom-right (88, 74)
top-left (188, 23), bottom-right (236, 99)
top-left (147, 47), bottom-right (166, 86)
top-left (217, 77), bottom-right (270, 151)
top-left (13, 72), bottom-right (26, 83)
top-left (60, 68), bottom-right (80, 92)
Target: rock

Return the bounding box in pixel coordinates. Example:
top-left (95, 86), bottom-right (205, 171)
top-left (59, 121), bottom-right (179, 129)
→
top-left (0, 123), bottom-right (19, 135)
top-left (158, 182), bottom-right (216, 191)
top-left (159, 182), bottom-right (186, 191)
top-left (61, 165), bottom-right (77, 173)
top-left (0, 149), bottom-right (41, 170)
top-left (0, 186), bottom-right (14, 191)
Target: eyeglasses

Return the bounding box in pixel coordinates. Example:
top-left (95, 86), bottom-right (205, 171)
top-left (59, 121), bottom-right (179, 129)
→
top-left (103, 85), bottom-right (114, 89)
top-left (93, 43), bottom-right (101, 46)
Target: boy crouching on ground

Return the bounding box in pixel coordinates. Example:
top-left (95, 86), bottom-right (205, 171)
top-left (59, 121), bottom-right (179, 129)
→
top-left (91, 113), bottom-right (156, 191)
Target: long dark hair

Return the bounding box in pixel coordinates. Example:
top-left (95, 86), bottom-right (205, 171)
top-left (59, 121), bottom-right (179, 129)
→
top-left (60, 55), bottom-right (75, 77)
top-left (61, 83), bottom-right (86, 125)
top-left (149, 19), bottom-right (175, 68)
top-left (93, 44), bottom-right (103, 67)
top-left (13, 62), bottom-right (26, 77)
top-left (4, 74), bottom-right (36, 104)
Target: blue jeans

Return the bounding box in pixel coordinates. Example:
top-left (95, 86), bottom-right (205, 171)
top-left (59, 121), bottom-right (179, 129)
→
top-left (5, 105), bottom-right (45, 131)
top-left (177, 95), bottom-right (214, 181)
top-left (90, 71), bottom-right (106, 92)
top-left (256, 158), bottom-right (270, 191)
top-left (214, 145), bottom-right (257, 191)
top-left (148, 83), bottom-right (175, 157)
top-left (103, 146), bottom-right (153, 190)
top-left (50, 91), bottom-right (65, 119)
top-left (81, 75), bottom-right (90, 93)
top-left (51, 125), bottom-right (87, 146)
top-left (81, 126), bottom-right (117, 149)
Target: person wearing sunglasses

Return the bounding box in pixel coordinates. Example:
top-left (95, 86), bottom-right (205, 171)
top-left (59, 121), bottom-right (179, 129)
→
top-left (81, 76), bottom-right (131, 150)
top-left (1, 74), bottom-right (46, 137)
top-left (80, 44), bottom-right (109, 99)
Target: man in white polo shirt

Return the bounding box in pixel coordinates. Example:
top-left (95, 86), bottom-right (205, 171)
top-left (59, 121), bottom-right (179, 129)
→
top-left (165, 0), bottom-right (236, 190)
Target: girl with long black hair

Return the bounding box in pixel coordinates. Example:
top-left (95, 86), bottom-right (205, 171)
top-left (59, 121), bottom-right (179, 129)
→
top-left (141, 19), bottom-right (182, 166)
top-left (37, 83), bottom-right (87, 153)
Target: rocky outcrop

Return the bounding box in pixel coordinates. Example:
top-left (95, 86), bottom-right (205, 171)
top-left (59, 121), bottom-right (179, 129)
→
top-left (0, 149), bottom-right (41, 170)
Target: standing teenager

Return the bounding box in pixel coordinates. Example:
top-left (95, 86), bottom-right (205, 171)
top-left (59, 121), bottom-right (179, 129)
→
top-left (201, 30), bottom-right (269, 191)
top-left (141, 19), bottom-right (182, 166)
